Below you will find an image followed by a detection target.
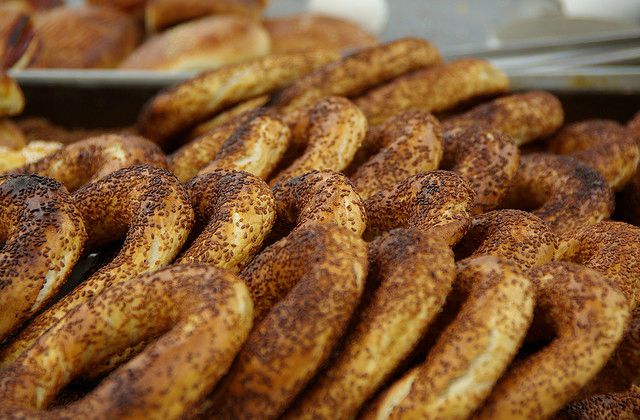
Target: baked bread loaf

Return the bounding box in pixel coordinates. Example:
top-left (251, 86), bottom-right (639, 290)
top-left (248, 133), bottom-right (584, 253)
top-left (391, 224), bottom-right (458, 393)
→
top-left (120, 14), bottom-right (270, 71)
top-left (145, 0), bottom-right (267, 32)
top-left (264, 13), bottom-right (378, 54)
top-left (0, 6), bottom-right (39, 69)
top-left (30, 6), bottom-right (141, 68)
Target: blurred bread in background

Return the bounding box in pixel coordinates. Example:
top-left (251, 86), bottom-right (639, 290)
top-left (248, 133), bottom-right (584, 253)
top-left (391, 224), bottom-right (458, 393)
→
top-left (120, 14), bottom-right (270, 70)
top-left (87, 0), bottom-right (146, 16)
top-left (0, 6), bottom-right (39, 69)
top-left (31, 6), bottom-right (141, 68)
top-left (145, 0), bottom-right (267, 32)
top-left (265, 13), bottom-right (377, 53)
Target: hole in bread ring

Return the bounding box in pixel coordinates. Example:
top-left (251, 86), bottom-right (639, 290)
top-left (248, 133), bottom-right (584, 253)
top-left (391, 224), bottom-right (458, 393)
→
top-left (476, 262), bottom-right (630, 419)
top-left (500, 153), bottom-right (614, 236)
top-left (178, 169), bottom-right (276, 272)
top-left (285, 228), bottom-right (455, 419)
top-left (16, 134), bottom-right (168, 192)
top-left (0, 264), bottom-right (253, 419)
top-left (365, 256), bottom-right (535, 419)
top-left (0, 174), bottom-right (86, 341)
top-left (349, 110), bottom-right (444, 200)
top-left (547, 120), bottom-right (640, 191)
top-left (0, 165), bottom-right (194, 366)
top-left (364, 170), bottom-right (474, 245)
top-left (196, 223), bottom-right (368, 419)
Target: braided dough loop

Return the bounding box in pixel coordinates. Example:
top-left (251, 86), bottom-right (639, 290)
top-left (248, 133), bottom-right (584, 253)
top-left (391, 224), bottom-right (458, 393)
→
top-left (0, 175), bottom-right (86, 340)
top-left (501, 153), bottom-right (613, 235)
top-left (269, 96), bottom-right (367, 186)
top-left (1, 165), bottom-right (194, 365)
top-left (177, 169), bottom-right (276, 272)
top-left (187, 95), bottom-right (269, 140)
top-left (355, 59), bottom-right (509, 126)
top-left (0, 264), bottom-right (253, 420)
top-left (442, 125), bottom-right (520, 214)
top-left (271, 38), bottom-right (441, 116)
top-left (364, 170), bottom-right (474, 245)
top-left (272, 170), bottom-right (366, 237)
top-left (558, 386), bottom-right (640, 420)
top-left (476, 262), bottom-right (630, 420)
top-left (365, 256), bottom-right (535, 420)
top-left (286, 228), bottom-right (455, 420)
top-left (443, 91), bottom-right (564, 146)
top-left (138, 50), bottom-right (339, 145)
top-left (350, 110), bottom-right (443, 200)
top-left (200, 224), bottom-right (368, 419)
top-left (198, 114), bottom-right (290, 180)
top-left (548, 119), bottom-right (640, 191)
top-left (16, 134), bottom-right (168, 191)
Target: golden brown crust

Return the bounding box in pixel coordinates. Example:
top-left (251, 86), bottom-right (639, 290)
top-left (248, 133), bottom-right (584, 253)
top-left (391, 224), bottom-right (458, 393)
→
top-left (0, 6), bottom-right (39, 70)
top-left (271, 38), bottom-right (441, 116)
top-left (366, 256), bottom-right (534, 419)
top-left (15, 134), bottom-right (168, 191)
top-left (145, 0), bottom-right (266, 32)
top-left (501, 153), bottom-right (614, 236)
top-left (286, 229), bottom-right (455, 420)
top-left (560, 221), bottom-right (640, 308)
top-left (138, 50), bottom-right (338, 145)
top-left (0, 165), bottom-right (194, 366)
top-left (272, 170), bottom-right (367, 237)
top-left (476, 262), bottom-right (630, 420)
top-left (455, 209), bottom-right (558, 270)
top-left (198, 224), bottom-right (368, 419)
top-left (355, 59), bottom-right (509, 126)
top-left (87, 0), bottom-right (146, 15)
top-left (120, 14), bottom-right (270, 71)
top-left (0, 140), bottom-right (62, 172)
top-left (31, 6), bottom-right (141, 69)
top-left (442, 125), bottom-right (520, 214)
top-left (548, 119), bottom-right (640, 191)
top-left (265, 13), bottom-right (378, 54)
top-left (187, 95), bottom-right (269, 140)
top-left (443, 91), bottom-right (564, 146)
top-left (199, 114), bottom-right (290, 180)
top-left (0, 73), bottom-right (24, 117)
top-left (0, 264), bottom-right (253, 419)
top-left (0, 119), bottom-right (26, 149)
top-left (558, 386), bottom-right (640, 420)
top-left (269, 96), bottom-right (367, 185)
top-left (178, 170), bottom-right (276, 273)
top-left (0, 174), bottom-right (86, 341)
top-left (364, 170), bottom-right (474, 245)
top-left (14, 117), bottom-right (131, 145)
top-left (350, 110), bottom-right (443, 200)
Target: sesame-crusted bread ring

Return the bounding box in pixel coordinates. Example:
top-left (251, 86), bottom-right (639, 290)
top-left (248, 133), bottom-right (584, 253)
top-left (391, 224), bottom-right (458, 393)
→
top-left (365, 256), bottom-right (534, 419)
top-left (442, 125), bottom-right (520, 214)
top-left (364, 170), bottom-right (474, 244)
top-left (169, 113), bottom-right (249, 182)
top-left (476, 262), bottom-right (630, 420)
top-left (187, 95), bottom-right (269, 140)
top-left (548, 119), bottom-right (640, 191)
top-left (443, 91), bottom-right (564, 146)
top-left (501, 153), bottom-right (613, 235)
top-left (455, 209), bottom-right (558, 270)
top-left (137, 50), bottom-right (338, 146)
top-left (0, 264), bottom-right (253, 420)
top-left (285, 229), bottom-right (455, 420)
top-left (0, 140), bottom-right (63, 173)
top-left (177, 170), bottom-right (275, 272)
top-left (271, 38), bottom-right (441, 116)
top-left (1, 165), bottom-right (194, 365)
top-left (272, 170), bottom-right (367, 237)
top-left (350, 110), bottom-right (443, 200)
top-left (15, 134), bottom-right (168, 191)
top-left (560, 221), bottom-right (640, 308)
top-left (197, 223), bottom-right (368, 419)
top-left (354, 59), bottom-right (509, 126)
top-left (558, 385), bottom-right (640, 420)
top-left (269, 96), bottom-right (367, 186)
top-left (0, 175), bottom-right (86, 340)
top-left (198, 114), bottom-right (291, 180)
